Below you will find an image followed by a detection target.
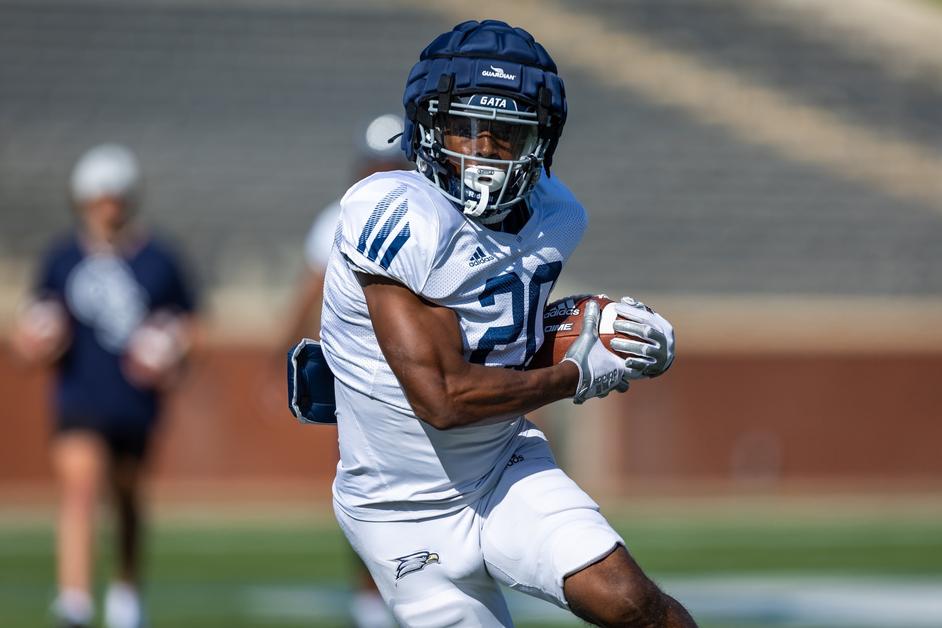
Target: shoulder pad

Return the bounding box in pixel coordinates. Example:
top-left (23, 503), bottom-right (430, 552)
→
top-left (338, 172), bottom-right (452, 294)
top-left (532, 175), bottom-right (587, 228)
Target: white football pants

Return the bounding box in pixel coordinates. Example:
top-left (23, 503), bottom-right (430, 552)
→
top-left (334, 436), bottom-right (624, 627)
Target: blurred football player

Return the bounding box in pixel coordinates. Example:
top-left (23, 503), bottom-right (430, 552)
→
top-left (281, 113), bottom-right (410, 347)
top-left (315, 20), bottom-right (694, 627)
top-left (10, 144), bottom-right (199, 628)
top-left (280, 114), bottom-right (410, 628)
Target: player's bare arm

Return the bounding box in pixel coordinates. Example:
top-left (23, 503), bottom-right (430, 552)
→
top-left (358, 271), bottom-right (578, 429)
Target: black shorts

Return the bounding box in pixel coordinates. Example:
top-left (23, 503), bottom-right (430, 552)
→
top-left (55, 414), bottom-right (158, 460)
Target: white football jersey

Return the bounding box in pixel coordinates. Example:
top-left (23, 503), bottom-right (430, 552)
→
top-left (321, 169), bottom-right (587, 521)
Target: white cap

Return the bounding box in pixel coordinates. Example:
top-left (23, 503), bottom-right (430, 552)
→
top-left (357, 114), bottom-right (405, 162)
top-left (70, 144), bottom-right (142, 204)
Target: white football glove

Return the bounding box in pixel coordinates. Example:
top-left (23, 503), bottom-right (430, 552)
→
top-left (610, 296), bottom-right (675, 379)
top-left (562, 300), bottom-right (634, 404)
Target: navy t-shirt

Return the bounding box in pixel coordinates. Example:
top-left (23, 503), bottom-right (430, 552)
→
top-left (35, 232), bottom-right (197, 424)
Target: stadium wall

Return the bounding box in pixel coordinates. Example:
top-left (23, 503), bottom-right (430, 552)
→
top-left (2, 343), bottom-right (940, 502)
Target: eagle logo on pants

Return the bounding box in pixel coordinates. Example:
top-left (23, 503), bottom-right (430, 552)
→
top-left (393, 551), bottom-right (440, 581)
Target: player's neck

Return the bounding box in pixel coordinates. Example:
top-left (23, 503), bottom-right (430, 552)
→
top-left (487, 202), bottom-right (532, 235)
top-left (79, 222), bottom-right (144, 255)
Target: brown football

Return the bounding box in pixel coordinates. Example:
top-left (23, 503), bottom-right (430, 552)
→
top-left (528, 295), bottom-right (626, 369)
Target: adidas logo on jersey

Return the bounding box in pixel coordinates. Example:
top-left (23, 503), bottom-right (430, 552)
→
top-left (468, 246), bottom-right (495, 267)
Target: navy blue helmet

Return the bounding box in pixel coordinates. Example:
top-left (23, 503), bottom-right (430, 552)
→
top-left (402, 20), bottom-right (567, 223)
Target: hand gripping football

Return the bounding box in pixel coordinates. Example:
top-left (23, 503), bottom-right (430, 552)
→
top-left (529, 295), bottom-right (627, 369)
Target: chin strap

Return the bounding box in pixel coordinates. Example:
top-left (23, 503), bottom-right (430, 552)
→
top-left (479, 206), bottom-right (513, 225)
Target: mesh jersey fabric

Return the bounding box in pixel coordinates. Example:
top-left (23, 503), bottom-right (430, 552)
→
top-left (321, 169), bottom-right (586, 520)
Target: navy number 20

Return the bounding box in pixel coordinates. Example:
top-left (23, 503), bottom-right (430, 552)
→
top-left (469, 261), bottom-right (561, 365)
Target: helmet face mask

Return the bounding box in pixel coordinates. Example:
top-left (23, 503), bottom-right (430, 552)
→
top-left (417, 94), bottom-right (547, 223)
top-left (442, 115), bottom-right (538, 166)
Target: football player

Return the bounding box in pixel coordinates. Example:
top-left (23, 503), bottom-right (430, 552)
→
top-left (10, 144), bottom-right (199, 628)
top-left (316, 20), bottom-right (694, 627)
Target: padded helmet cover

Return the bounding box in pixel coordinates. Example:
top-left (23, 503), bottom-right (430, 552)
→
top-left (402, 20), bottom-right (567, 172)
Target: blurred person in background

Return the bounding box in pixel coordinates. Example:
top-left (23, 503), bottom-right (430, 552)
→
top-left (281, 113), bottom-right (411, 347)
top-left (9, 144), bottom-right (199, 628)
top-left (280, 115), bottom-right (410, 628)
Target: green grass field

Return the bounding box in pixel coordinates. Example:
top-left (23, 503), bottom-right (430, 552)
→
top-left (2, 501), bottom-right (941, 627)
